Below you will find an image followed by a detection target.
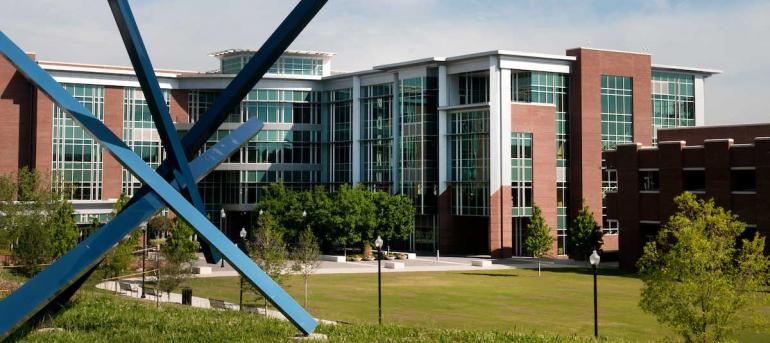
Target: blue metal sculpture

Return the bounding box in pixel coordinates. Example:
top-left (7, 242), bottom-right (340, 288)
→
top-left (0, 0), bottom-right (327, 338)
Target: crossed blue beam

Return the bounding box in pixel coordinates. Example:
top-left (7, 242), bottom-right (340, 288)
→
top-left (0, 0), bottom-right (327, 338)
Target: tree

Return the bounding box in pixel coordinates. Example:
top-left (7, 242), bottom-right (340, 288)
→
top-left (248, 212), bottom-right (288, 311)
top-left (330, 185), bottom-right (376, 253)
top-left (147, 215), bottom-right (173, 239)
top-left (99, 193), bottom-right (141, 279)
top-left (164, 218), bottom-right (199, 265)
top-left (48, 200), bottom-right (79, 259)
top-left (638, 193), bottom-right (770, 342)
top-left (375, 191), bottom-right (415, 244)
top-left (568, 201), bottom-right (600, 261)
top-left (524, 205), bottom-right (554, 276)
top-left (291, 227), bottom-right (321, 308)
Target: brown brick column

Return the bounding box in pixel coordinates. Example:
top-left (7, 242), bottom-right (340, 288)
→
top-left (34, 89), bottom-right (53, 174)
top-left (0, 54), bottom-right (34, 175)
top-left (102, 86), bottom-right (124, 200)
top-left (754, 138), bottom-right (770, 254)
top-left (510, 103), bottom-right (558, 256)
top-left (566, 48), bottom-right (652, 231)
top-left (704, 139), bottom-right (732, 209)
top-left (658, 141), bottom-right (685, 220)
top-left (170, 89), bottom-right (189, 124)
top-left (616, 143), bottom-right (641, 269)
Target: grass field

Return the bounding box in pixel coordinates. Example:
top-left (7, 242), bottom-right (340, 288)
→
top-left (12, 293), bottom-right (612, 342)
top-left (181, 268), bottom-right (770, 342)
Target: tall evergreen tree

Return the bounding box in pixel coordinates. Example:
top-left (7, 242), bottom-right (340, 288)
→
top-left (48, 200), bottom-right (79, 259)
top-left (568, 201), bottom-right (600, 261)
top-left (524, 205), bottom-right (554, 276)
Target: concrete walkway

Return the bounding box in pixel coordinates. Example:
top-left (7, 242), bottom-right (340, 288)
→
top-left (188, 254), bottom-right (606, 278)
top-left (95, 280), bottom-right (336, 325)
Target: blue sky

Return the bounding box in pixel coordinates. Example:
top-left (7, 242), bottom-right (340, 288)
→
top-left (1, 0), bottom-right (768, 125)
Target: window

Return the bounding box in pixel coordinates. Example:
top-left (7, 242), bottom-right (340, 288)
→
top-left (448, 110), bottom-right (489, 215)
top-left (652, 72), bottom-right (695, 144)
top-left (360, 83), bottom-right (393, 191)
top-left (639, 170), bottom-right (660, 192)
top-left (603, 219), bottom-right (619, 235)
top-left (122, 88), bottom-right (168, 196)
top-left (601, 75), bottom-right (633, 150)
top-left (328, 88), bottom-right (353, 184)
top-left (683, 169), bottom-right (705, 192)
top-left (731, 169), bottom-right (756, 192)
top-left (400, 76), bottom-right (439, 215)
top-left (511, 132), bottom-right (533, 216)
top-left (602, 168), bottom-right (618, 193)
top-left (52, 84), bottom-right (104, 200)
top-left (458, 71), bottom-right (489, 105)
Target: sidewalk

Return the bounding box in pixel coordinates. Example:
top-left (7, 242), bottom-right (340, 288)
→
top-left (188, 254), bottom-right (605, 278)
top-left (95, 280), bottom-right (336, 325)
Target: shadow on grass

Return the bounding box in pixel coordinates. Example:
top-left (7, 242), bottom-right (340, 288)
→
top-left (458, 273), bottom-right (519, 278)
top-left (539, 267), bottom-right (640, 278)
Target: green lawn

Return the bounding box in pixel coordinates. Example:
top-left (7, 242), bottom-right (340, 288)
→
top-left (182, 268), bottom-right (770, 342)
top-left (13, 293), bottom-right (610, 342)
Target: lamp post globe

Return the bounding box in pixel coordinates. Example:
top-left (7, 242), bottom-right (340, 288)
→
top-left (220, 208), bottom-right (226, 219)
top-left (374, 235), bottom-right (383, 325)
top-left (375, 236), bottom-right (383, 249)
top-left (240, 227), bottom-right (247, 240)
top-left (302, 210), bottom-right (307, 218)
top-left (590, 249), bottom-right (600, 338)
top-left (259, 209), bottom-right (264, 216)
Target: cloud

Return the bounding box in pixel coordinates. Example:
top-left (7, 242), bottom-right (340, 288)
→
top-left (1, 0), bottom-right (767, 124)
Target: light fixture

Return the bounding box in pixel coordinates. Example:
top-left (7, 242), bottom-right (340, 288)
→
top-left (374, 236), bottom-right (383, 249)
top-left (589, 249), bottom-right (601, 266)
top-left (220, 208), bottom-right (226, 219)
top-left (302, 210), bottom-right (307, 217)
top-left (240, 227), bottom-right (247, 239)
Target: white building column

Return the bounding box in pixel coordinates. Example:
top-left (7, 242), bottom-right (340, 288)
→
top-left (488, 56), bottom-right (502, 197)
top-left (500, 68), bottom-right (512, 188)
top-left (352, 76), bottom-right (361, 185)
top-left (438, 65), bottom-right (449, 194)
top-left (694, 75), bottom-right (706, 126)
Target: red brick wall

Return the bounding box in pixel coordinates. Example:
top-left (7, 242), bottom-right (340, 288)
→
top-left (102, 86), bottom-right (124, 200)
top-left (34, 89), bottom-right (53, 173)
top-left (509, 103), bottom-right (558, 256)
top-left (566, 48), bottom-right (652, 233)
top-left (0, 54), bottom-right (33, 175)
top-left (170, 89), bottom-right (189, 124)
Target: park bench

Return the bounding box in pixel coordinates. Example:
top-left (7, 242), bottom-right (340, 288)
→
top-left (118, 282), bottom-right (137, 297)
top-left (144, 287), bottom-right (160, 299)
top-left (241, 304), bottom-right (260, 314)
top-left (209, 298), bottom-right (229, 310)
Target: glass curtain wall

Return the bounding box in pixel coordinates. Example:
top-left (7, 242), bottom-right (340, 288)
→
top-left (601, 75), bottom-right (633, 150)
top-left (52, 84), bottom-right (104, 200)
top-left (652, 72), bottom-right (695, 144)
top-left (122, 88), bottom-right (168, 197)
top-left (448, 110), bottom-right (489, 216)
top-left (400, 76), bottom-right (438, 252)
top-left (328, 88), bottom-right (353, 187)
top-left (360, 83), bottom-right (393, 192)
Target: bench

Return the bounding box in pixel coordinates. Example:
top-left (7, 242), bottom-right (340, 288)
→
top-left (210, 298), bottom-right (229, 310)
top-left (118, 282), bottom-right (137, 296)
top-left (241, 304), bottom-right (260, 314)
top-left (384, 261), bottom-right (404, 270)
top-left (144, 287), bottom-right (160, 298)
top-left (471, 260), bottom-right (492, 267)
top-left (192, 266), bottom-right (212, 275)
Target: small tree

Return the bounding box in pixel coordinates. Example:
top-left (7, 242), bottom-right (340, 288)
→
top-left (164, 219), bottom-right (199, 265)
top-left (48, 200), bottom-right (79, 259)
top-left (524, 205), bottom-right (554, 276)
top-left (147, 215), bottom-right (173, 239)
top-left (99, 194), bottom-right (141, 279)
top-left (248, 212), bottom-right (288, 311)
top-left (568, 201), bottom-right (600, 261)
top-left (638, 193), bottom-right (770, 342)
top-left (291, 227), bottom-right (321, 308)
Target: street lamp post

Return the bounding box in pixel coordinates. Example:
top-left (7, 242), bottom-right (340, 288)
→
top-left (375, 235), bottom-right (383, 325)
top-left (239, 227), bottom-right (247, 311)
top-left (433, 185), bottom-right (439, 260)
top-left (141, 224), bottom-right (147, 298)
top-left (589, 249), bottom-right (601, 339)
top-left (220, 208), bottom-right (226, 268)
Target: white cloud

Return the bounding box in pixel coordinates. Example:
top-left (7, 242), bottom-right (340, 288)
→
top-left (1, 0), bottom-right (767, 124)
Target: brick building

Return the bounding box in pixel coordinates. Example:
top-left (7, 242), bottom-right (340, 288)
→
top-left (604, 124), bottom-right (770, 269)
top-left (0, 47), bottom-right (720, 257)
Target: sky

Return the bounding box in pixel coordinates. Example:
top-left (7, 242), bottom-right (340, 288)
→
top-left (1, 0), bottom-right (768, 125)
